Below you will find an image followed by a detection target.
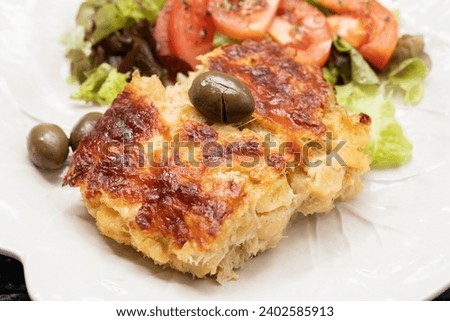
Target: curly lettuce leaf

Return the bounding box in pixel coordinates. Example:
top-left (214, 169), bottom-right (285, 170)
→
top-left (120, 0), bottom-right (166, 18)
top-left (336, 83), bottom-right (413, 168)
top-left (71, 63), bottom-right (128, 105)
top-left (137, 0), bottom-right (166, 21)
top-left (388, 58), bottom-right (428, 105)
top-left (76, 2), bottom-right (98, 31)
top-left (332, 36), bottom-right (380, 85)
top-left (76, 0), bottom-right (166, 44)
top-left (64, 0), bottom-right (166, 104)
top-left (349, 49), bottom-right (380, 85)
top-left (323, 65), bottom-right (339, 84)
top-left (91, 3), bottom-right (129, 43)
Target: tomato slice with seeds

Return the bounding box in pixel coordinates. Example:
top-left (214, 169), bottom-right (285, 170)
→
top-left (268, 0), bottom-right (332, 67)
top-left (167, 0), bottom-right (215, 69)
top-left (209, 0), bottom-right (280, 40)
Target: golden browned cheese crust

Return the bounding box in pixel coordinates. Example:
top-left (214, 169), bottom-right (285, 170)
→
top-left (64, 40), bottom-right (371, 282)
top-left (64, 87), bottom-right (244, 250)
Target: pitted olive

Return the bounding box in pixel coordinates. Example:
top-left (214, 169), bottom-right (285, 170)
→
top-left (188, 71), bottom-right (255, 124)
top-left (27, 123), bottom-right (69, 170)
top-left (69, 112), bottom-right (103, 151)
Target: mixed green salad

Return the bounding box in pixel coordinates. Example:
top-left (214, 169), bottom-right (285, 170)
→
top-left (62, 0), bottom-right (430, 169)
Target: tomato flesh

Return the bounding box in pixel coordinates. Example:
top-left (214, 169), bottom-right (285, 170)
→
top-left (327, 15), bottom-right (368, 49)
top-left (209, 0), bottom-right (280, 40)
top-left (153, 0), bottom-right (173, 57)
top-left (268, 0), bottom-right (332, 67)
top-left (358, 0), bottom-right (398, 70)
top-left (316, 0), bottom-right (398, 70)
top-left (168, 0), bottom-right (215, 69)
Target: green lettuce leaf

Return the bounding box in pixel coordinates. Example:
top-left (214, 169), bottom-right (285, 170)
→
top-left (63, 0), bottom-right (167, 100)
top-left (71, 63), bottom-right (128, 105)
top-left (91, 3), bottom-right (130, 43)
top-left (349, 49), bottom-right (380, 85)
top-left (116, 0), bottom-right (165, 22)
top-left (116, 0), bottom-right (147, 21)
top-left (87, 0), bottom-right (166, 44)
top-left (332, 36), bottom-right (380, 85)
top-left (323, 65), bottom-right (339, 85)
top-left (97, 68), bottom-right (129, 104)
top-left (336, 83), bottom-right (413, 168)
top-left (388, 58), bottom-right (428, 105)
top-left (333, 35), bottom-right (352, 52)
top-left (139, 0), bottom-right (166, 21)
top-left (76, 2), bottom-right (98, 31)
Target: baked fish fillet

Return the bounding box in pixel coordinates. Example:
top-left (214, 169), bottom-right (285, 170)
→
top-left (64, 40), bottom-right (371, 283)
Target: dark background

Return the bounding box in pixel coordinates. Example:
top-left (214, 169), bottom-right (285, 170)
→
top-left (1, 253), bottom-right (449, 301)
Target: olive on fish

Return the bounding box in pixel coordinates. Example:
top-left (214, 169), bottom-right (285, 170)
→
top-left (188, 71), bottom-right (255, 124)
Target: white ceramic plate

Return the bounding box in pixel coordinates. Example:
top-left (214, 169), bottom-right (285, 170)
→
top-left (1, 0), bottom-right (450, 300)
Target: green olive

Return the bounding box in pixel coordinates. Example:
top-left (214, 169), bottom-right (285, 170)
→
top-left (27, 124), bottom-right (69, 170)
top-left (69, 112), bottom-right (103, 151)
top-left (188, 71), bottom-right (255, 124)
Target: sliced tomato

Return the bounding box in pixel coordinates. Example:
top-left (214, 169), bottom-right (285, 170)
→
top-left (327, 15), bottom-right (368, 49)
top-left (268, 0), bottom-right (332, 67)
top-left (358, 0), bottom-right (398, 70)
top-left (167, 0), bottom-right (215, 69)
top-left (209, 0), bottom-right (280, 40)
top-left (316, 0), bottom-right (398, 70)
top-left (153, 0), bottom-right (173, 57)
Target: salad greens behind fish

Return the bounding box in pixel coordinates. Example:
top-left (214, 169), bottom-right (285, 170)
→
top-left (62, 0), bottom-right (430, 169)
top-left (326, 35), bottom-right (429, 168)
top-left (62, 0), bottom-right (166, 105)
